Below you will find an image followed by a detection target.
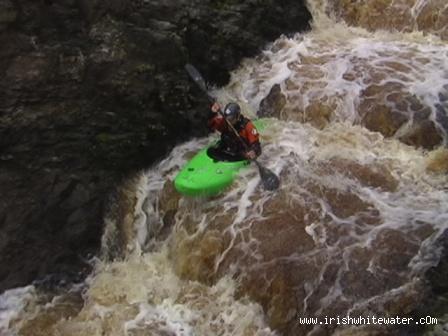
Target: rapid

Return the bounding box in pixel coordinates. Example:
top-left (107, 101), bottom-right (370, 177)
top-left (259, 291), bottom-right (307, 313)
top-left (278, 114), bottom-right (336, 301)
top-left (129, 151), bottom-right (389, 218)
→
top-left (1, 0), bottom-right (448, 335)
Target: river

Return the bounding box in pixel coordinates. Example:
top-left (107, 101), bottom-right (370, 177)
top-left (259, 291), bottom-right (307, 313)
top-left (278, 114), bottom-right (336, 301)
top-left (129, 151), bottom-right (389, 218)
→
top-left (1, 0), bottom-right (447, 335)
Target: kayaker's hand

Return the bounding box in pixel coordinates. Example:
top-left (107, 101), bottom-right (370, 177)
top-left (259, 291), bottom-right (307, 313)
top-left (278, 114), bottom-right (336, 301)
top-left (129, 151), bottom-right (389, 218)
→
top-left (211, 102), bottom-right (221, 113)
top-left (244, 150), bottom-right (256, 160)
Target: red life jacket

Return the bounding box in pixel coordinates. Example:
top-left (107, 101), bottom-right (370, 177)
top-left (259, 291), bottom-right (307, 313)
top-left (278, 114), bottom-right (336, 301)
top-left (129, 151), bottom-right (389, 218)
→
top-left (208, 115), bottom-right (261, 155)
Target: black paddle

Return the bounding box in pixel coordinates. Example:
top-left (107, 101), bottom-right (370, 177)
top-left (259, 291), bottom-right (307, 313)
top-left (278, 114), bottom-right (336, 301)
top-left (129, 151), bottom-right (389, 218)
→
top-left (185, 64), bottom-right (280, 191)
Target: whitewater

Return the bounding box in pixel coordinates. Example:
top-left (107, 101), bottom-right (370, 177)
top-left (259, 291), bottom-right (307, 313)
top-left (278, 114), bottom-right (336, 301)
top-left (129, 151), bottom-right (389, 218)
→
top-left (1, 0), bottom-right (448, 335)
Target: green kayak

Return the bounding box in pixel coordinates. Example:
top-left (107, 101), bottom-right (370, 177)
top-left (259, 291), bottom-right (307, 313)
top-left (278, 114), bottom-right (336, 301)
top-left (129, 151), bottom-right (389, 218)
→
top-left (174, 119), bottom-right (266, 197)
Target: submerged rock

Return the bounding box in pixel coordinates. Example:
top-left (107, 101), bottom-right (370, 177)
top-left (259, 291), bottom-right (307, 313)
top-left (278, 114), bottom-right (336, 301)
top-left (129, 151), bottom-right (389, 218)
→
top-left (255, 48), bottom-right (447, 150)
top-left (166, 154), bottom-right (435, 335)
top-left (258, 83), bottom-right (287, 119)
top-left (330, 0), bottom-right (448, 41)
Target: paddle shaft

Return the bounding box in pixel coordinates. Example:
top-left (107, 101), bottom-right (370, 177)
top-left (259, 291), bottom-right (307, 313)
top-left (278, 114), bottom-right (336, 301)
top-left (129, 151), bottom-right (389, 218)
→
top-left (185, 64), bottom-right (280, 190)
top-left (214, 107), bottom-right (257, 158)
top-left (184, 65), bottom-right (254, 156)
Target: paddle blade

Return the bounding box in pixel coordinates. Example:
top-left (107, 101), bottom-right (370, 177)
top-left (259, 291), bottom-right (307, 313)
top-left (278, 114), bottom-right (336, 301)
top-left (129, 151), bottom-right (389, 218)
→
top-left (185, 64), bottom-right (208, 93)
top-left (255, 161), bottom-right (280, 191)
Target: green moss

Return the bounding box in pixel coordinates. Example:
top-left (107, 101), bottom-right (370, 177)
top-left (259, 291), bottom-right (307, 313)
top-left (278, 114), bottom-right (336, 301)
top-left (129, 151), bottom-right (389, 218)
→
top-left (95, 133), bottom-right (113, 143)
top-left (134, 63), bottom-right (155, 74)
top-left (0, 11), bottom-right (17, 24)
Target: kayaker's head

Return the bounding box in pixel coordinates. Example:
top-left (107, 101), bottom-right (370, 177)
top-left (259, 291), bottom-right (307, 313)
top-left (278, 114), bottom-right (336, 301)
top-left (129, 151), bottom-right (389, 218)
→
top-left (223, 102), bottom-right (241, 125)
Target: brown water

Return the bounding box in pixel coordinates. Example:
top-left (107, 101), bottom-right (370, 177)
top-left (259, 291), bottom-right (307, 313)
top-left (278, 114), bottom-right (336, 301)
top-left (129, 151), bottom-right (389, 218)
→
top-left (1, 0), bottom-right (448, 335)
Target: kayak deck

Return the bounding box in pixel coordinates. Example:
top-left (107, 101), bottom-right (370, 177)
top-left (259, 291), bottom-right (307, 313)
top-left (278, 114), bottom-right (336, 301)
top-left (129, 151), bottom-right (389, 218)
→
top-left (174, 119), bottom-right (267, 197)
top-left (174, 147), bottom-right (251, 197)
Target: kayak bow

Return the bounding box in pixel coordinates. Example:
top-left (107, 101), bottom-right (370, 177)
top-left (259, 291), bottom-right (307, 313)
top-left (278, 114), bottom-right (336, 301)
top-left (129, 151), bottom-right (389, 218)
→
top-left (174, 119), bottom-right (267, 197)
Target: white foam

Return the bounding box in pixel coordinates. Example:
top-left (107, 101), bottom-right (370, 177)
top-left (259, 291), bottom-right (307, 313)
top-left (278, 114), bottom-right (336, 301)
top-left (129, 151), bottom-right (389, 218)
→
top-left (0, 286), bottom-right (36, 335)
top-left (6, 1), bottom-right (448, 334)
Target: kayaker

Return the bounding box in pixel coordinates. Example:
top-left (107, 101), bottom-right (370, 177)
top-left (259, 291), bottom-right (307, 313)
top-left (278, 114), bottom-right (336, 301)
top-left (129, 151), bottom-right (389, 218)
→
top-left (208, 102), bottom-right (261, 161)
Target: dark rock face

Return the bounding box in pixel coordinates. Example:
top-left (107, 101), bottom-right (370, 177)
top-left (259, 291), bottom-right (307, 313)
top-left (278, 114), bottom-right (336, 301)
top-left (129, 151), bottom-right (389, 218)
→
top-left (426, 229), bottom-right (448, 295)
top-left (402, 228), bottom-right (448, 336)
top-left (0, 0), bottom-right (311, 291)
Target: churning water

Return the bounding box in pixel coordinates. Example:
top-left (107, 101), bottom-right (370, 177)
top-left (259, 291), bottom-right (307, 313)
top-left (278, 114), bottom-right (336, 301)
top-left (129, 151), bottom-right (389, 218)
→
top-left (2, 0), bottom-right (448, 335)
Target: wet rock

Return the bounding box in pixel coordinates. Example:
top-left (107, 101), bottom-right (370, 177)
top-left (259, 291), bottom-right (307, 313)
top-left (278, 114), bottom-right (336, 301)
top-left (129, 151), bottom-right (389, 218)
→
top-left (258, 84), bottom-right (287, 118)
top-left (0, 0), bottom-right (312, 291)
top-left (360, 97), bottom-right (442, 149)
top-left (183, 0), bottom-right (312, 85)
top-left (60, 182), bottom-right (91, 211)
top-left (65, 207), bottom-right (91, 241)
top-left (266, 48), bottom-right (447, 150)
top-left (399, 119), bottom-right (443, 150)
top-left (331, 0), bottom-right (448, 41)
top-left (360, 104), bottom-right (408, 138)
top-left (257, 83), bottom-right (334, 129)
top-left (403, 229), bottom-right (448, 335)
top-left (303, 101), bottom-right (333, 129)
top-left (426, 147), bottom-right (448, 174)
top-left (0, 0), bottom-right (18, 30)
top-left (426, 229), bottom-right (448, 295)
top-left (327, 158), bottom-right (398, 192)
top-left (6, 53), bottom-right (52, 83)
